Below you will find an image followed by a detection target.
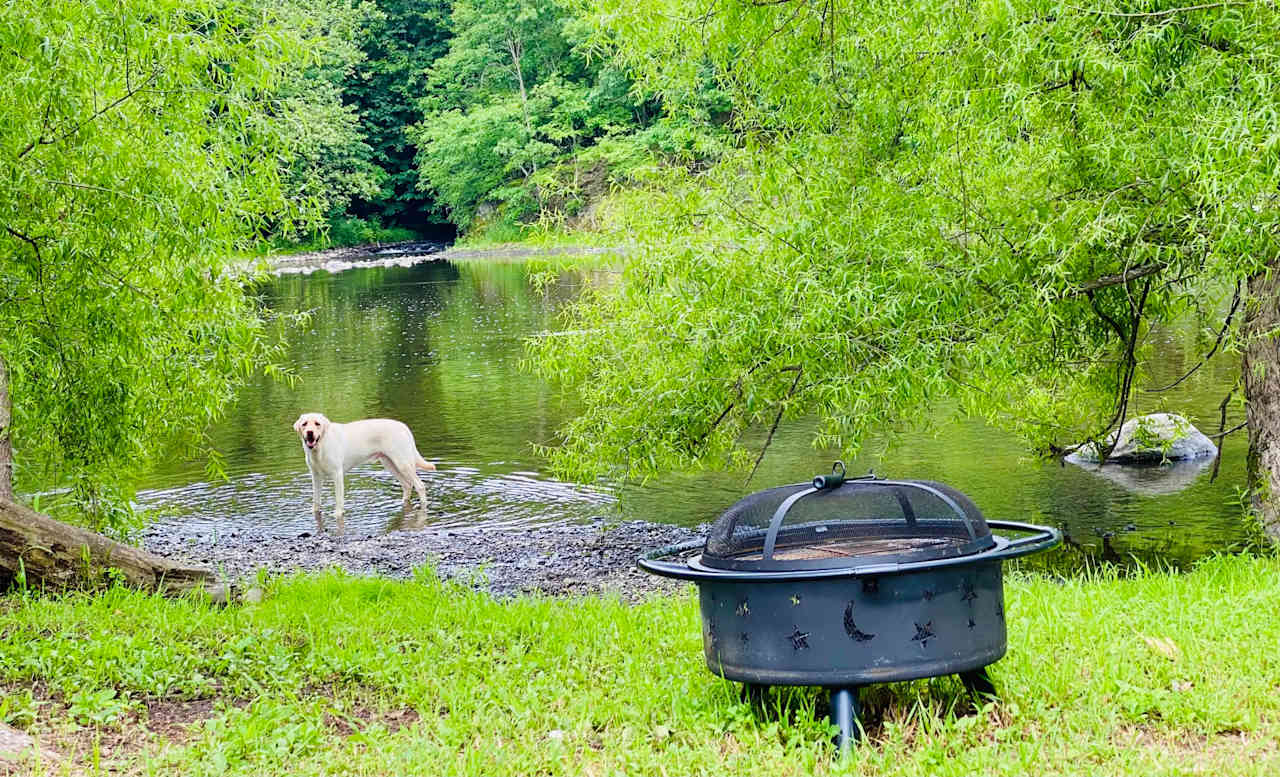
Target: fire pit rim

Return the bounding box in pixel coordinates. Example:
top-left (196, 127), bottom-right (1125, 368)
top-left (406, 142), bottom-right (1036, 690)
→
top-left (638, 519), bottom-right (1061, 582)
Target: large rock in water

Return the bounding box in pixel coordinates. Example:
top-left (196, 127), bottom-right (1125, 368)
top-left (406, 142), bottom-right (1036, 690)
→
top-left (1065, 413), bottom-right (1218, 464)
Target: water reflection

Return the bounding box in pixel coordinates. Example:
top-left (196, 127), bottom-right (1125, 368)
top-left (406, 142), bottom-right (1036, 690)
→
top-left (1067, 458), bottom-right (1216, 497)
top-left (137, 253), bottom-right (1254, 569)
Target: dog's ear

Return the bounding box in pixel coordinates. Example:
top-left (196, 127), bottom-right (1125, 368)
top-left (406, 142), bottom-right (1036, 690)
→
top-left (293, 415), bottom-right (305, 435)
top-left (316, 415), bottom-right (330, 438)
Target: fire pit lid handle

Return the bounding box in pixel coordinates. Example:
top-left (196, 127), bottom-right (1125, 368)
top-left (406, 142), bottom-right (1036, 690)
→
top-left (762, 486), bottom-right (819, 560)
top-left (812, 460), bottom-right (847, 490)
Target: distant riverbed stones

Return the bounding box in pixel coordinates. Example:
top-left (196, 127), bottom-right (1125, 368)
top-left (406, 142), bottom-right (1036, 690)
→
top-left (1065, 413), bottom-right (1218, 465)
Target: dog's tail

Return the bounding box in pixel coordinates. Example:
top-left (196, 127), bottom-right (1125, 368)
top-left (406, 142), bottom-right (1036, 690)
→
top-left (416, 455), bottom-right (437, 472)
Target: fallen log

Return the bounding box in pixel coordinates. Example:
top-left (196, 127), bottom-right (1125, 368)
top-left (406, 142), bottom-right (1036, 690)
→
top-left (0, 497), bottom-right (228, 600)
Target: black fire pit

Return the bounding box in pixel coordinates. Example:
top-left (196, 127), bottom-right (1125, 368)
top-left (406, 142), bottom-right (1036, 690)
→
top-left (638, 464), bottom-right (1060, 749)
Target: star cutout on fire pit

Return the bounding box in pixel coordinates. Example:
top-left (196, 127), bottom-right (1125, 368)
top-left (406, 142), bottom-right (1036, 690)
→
top-left (911, 621), bottom-right (935, 648)
top-left (788, 627), bottom-right (810, 650)
top-left (962, 580), bottom-right (978, 602)
top-left (735, 599), bottom-right (750, 617)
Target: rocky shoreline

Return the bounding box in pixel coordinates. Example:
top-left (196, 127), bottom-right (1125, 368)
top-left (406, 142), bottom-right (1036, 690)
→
top-left (141, 519), bottom-right (704, 601)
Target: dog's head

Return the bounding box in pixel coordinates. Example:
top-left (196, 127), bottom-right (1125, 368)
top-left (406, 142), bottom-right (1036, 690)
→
top-left (293, 412), bottom-right (330, 450)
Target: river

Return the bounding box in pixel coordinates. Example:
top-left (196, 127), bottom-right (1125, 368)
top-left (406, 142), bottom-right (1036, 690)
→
top-left (136, 245), bottom-right (1256, 571)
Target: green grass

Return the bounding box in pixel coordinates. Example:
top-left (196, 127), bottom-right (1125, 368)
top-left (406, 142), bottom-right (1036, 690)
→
top-left (451, 223), bottom-right (610, 252)
top-left (455, 217), bottom-right (538, 247)
top-left (2, 555), bottom-right (1280, 775)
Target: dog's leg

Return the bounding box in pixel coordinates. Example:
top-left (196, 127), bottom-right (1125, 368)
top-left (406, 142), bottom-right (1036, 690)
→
top-left (310, 469), bottom-right (324, 528)
top-left (411, 454), bottom-right (432, 507)
top-left (411, 473), bottom-right (427, 507)
top-left (333, 473), bottom-right (345, 524)
top-left (379, 454), bottom-right (413, 507)
top-left (384, 457), bottom-right (419, 508)
top-left (394, 467), bottom-right (413, 507)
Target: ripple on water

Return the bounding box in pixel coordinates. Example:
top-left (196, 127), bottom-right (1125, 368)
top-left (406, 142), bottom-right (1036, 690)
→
top-left (135, 466), bottom-right (617, 537)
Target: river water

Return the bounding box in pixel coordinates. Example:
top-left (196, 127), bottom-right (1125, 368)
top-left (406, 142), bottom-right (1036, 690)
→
top-left (137, 247), bottom-right (1256, 569)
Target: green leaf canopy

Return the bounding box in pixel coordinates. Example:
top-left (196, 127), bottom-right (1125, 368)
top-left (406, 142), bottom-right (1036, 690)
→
top-left (1, 0), bottom-right (320, 528)
top-left (533, 0), bottom-right (1280, 481)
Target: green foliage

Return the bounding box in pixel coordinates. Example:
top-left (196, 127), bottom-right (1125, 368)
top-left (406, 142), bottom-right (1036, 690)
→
top-left (323, 216), bottom-right (420, 248)
top-left (533, 0), bottom-right (1280, 481)
top-left (267, 1), bottom-right (387, 229)
top-left (0, 686), bottom-right (37, 730)
top-left (341, 0), bottom-right (453, 226)
top-left (255, 215), bottom-right (418, 254)
top-left (415, 100), bottom-right (532, 227)
top-left (67, 687), bottom-right (132, 727)
top-left (270, 78), bottom-right (384, 227)
top-left (465, 209), bottom-right (540, 245)
top-left (422, 0), bottom-right (568, 105)
top-left (0, 0), bottom-right (320, 529)
top-left (411, 0), bottom-right (722, 230)
top-left (186, 698), bottom-right (330, 772)
top-left (237, 0), bottom-right (731, 238)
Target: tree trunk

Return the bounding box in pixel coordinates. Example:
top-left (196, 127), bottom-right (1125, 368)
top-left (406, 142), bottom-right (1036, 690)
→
top-left (0, 353), bottom-right (12, 502)
top-left (506, 33), bottom-right (533, 139)
top-left (1243, 258), bottom-right (1280, 541)
top-left (0, 497), bottom-right (228, 599)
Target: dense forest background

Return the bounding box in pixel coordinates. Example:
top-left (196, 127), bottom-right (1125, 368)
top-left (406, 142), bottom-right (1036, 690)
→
top-left (289, 0), bottom-right (728, 246)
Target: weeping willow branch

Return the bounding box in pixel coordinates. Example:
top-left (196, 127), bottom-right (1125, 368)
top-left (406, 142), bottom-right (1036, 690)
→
top-left (1066, 1), bottom-right (1259, 19)
top-left (17, 69), bottom-right (161, 160)
top-left (747, 365), bottom-right (803, 483)
top-left (1210, 378), bottom-right (1243, 482)
top-left (692, 356), bottom-right (781, 449)
top-left (715, 194), bottom-right (807, 258)
top-left (1071, 262), bottom-right (1165, 296)
top-left (4, 226), bottom-right (77, 393)
top-left (1081, 276), bottom-right (1152, 461)
top-left (1145, 279), bottom-right (1242, 393)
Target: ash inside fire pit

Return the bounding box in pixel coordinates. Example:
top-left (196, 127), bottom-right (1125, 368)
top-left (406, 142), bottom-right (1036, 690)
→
top-left (747, 534), bottom-right (972, 562)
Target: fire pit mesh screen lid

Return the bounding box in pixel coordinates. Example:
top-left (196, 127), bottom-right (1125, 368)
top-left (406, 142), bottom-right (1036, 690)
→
top-left (701, 473), bottom-right (996, 571)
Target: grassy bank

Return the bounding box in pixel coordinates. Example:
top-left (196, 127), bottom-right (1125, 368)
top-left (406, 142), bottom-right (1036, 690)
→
top-left (2, 554), bottom-right (1279, 775)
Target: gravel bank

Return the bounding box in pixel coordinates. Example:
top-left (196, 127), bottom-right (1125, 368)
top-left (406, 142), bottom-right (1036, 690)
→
top-left (141, 519), bottom-right (703, 601)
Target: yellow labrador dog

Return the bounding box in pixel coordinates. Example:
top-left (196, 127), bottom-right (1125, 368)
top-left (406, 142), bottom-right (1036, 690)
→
top-left (293, 412), bottom-right (436, 526)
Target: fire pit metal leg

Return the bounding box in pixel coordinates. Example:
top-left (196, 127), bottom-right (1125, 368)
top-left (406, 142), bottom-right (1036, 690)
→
top-left (829, 686), bottom-right (861, 751)
top-left (960, 667), bottom-right (997, 699)
top-left (740, 682), bottom-right (769, 706)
